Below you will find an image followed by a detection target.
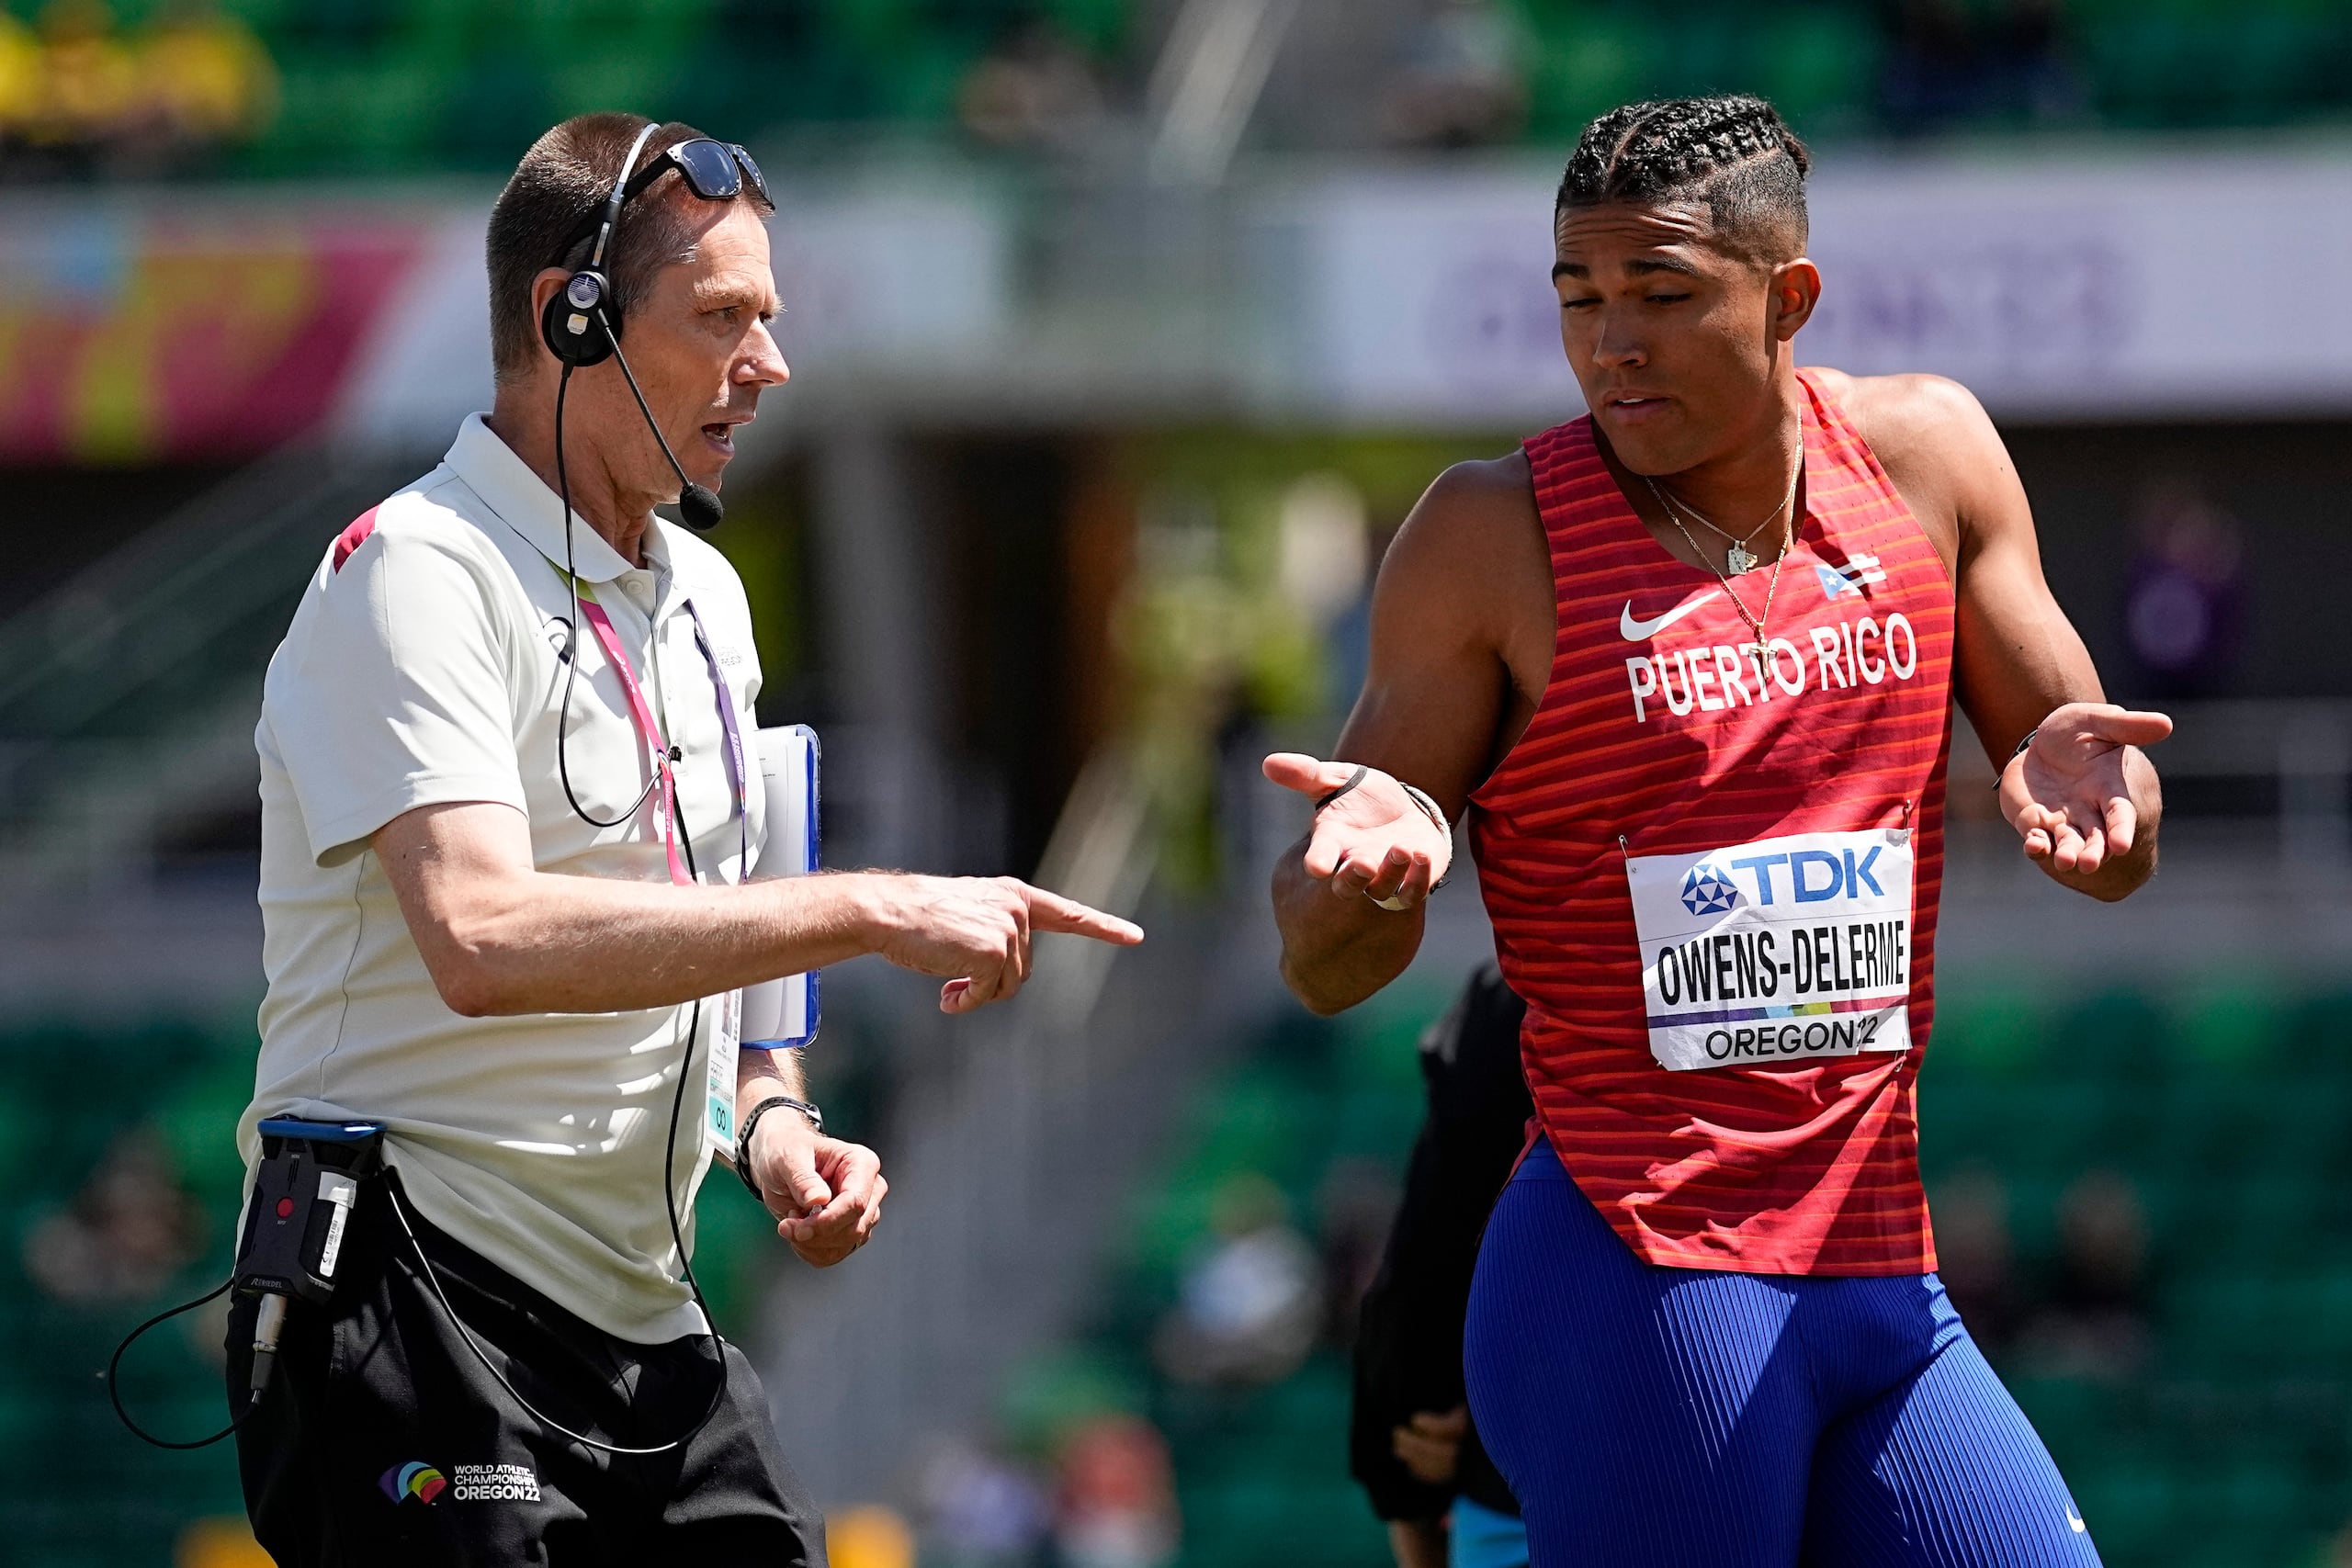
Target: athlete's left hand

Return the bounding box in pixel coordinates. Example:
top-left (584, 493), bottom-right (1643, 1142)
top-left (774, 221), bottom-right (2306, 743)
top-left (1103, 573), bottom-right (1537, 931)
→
top-left (2000, 702), bottom-right (2170, 897)
top-left (750, 1115), bottom-right (888, 1268)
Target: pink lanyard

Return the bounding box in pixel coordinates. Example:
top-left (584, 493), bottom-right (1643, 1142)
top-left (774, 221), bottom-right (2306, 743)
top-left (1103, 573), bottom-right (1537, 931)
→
top-left (573, 583), bottom-right (745, 887)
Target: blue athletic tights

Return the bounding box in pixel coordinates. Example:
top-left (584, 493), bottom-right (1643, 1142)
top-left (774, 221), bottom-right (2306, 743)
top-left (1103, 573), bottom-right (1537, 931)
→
top-left (1464, 1141), bottom-right (2101, 1567)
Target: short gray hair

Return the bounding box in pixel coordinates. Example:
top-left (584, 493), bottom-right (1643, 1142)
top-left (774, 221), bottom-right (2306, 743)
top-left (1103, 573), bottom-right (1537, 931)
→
top-left (484, 113), bottom-right (773, 385)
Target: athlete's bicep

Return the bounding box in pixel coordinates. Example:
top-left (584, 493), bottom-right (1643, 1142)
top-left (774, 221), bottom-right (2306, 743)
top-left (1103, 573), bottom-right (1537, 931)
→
top-left (1945, 400), bottom-right (2105, 766)
top-left (1329, 462), bottom-right (1537, 818)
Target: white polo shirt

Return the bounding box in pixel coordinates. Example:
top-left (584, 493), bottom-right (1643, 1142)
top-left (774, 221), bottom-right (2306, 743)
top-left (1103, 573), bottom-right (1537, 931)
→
top-left (244, 412), bottom-right (766, 1344)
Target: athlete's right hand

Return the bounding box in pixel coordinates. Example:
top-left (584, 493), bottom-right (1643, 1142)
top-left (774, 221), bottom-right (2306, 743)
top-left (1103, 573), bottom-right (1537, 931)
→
top-left (1263, 753), bottom-right (1453, 911)
top-left (865, 874), bottom-right (1144, 1014)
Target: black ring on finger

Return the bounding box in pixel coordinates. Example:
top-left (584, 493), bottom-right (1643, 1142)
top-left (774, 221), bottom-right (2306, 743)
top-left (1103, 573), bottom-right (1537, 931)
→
top-left (1316, 764), bottom-right (1371, 811)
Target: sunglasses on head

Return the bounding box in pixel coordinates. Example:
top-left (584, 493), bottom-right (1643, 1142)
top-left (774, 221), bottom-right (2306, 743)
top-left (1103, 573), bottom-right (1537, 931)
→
top-left (621, 138), bottom-right (768, 209)
top-left (555, 138), bottom-right (770, 267)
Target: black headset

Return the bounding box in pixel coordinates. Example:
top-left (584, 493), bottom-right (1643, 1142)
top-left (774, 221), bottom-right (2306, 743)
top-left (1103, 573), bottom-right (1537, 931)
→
top-left (539, 121), bottom-right (652, 368)
top-left (541, 120), bottom-right (723, 532)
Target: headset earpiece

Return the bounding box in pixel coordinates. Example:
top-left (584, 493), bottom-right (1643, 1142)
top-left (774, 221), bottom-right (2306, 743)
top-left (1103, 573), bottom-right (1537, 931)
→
top-left (541, 268), bottom-right (618, 367)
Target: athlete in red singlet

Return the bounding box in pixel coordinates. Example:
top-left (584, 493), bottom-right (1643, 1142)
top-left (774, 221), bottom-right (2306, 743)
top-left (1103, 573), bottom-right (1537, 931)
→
top-left (1267, 96), bottom-right (2166, 1566)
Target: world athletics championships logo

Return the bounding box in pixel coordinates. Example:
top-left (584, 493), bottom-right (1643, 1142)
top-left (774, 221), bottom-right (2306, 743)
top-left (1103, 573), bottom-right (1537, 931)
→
top-left (380, 1461), bottom-right (447, 1506)
top-left (1680, 863), bottom-right (1740, 918)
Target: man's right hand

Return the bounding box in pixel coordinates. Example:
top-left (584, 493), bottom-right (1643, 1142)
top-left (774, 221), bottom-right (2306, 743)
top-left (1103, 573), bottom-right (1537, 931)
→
top-left (1264, 753), bottom-right (1453, 912)
top-left (864, 874), bottom-right (1143, 1014)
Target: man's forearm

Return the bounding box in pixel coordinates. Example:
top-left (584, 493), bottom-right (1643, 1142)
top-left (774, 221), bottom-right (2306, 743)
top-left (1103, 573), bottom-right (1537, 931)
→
top-left (419, 868), bottom-right (888, 1017)
top-left (1272, 845), bottom-right (1426, 1015)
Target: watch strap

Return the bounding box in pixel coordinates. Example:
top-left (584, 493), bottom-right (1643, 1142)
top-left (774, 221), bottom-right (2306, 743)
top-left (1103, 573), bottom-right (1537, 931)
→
top-left (733, 1094), bottom-right (824, 1201)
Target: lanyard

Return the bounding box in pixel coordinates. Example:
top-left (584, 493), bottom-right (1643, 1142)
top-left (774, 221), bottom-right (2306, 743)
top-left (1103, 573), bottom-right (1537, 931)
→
top-left (572, 582), bottom-right (748, 886)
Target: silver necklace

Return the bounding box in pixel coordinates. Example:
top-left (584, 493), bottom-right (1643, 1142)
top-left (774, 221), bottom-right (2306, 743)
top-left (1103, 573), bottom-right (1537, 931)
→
top-left (1662, 505), bottom-right (1794, 665)
top-left (1645, 448), bottom-right (1803, 575)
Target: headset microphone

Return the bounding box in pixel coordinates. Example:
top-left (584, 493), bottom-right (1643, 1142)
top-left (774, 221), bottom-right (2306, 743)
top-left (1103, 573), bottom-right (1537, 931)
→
top-left (595, 311), bottom-right (726, 533)
top-left (679, 481), bottom-right (723, 533)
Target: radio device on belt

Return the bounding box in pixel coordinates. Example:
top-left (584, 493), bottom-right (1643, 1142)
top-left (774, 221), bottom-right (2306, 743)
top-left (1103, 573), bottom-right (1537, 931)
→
top-left (238, 1118), bottom-right (388, 1401)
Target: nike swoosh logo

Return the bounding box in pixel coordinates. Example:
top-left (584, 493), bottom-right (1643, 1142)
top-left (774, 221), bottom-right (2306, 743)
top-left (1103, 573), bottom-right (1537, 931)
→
top-left (1620, 591), bottom-right (1721, 641)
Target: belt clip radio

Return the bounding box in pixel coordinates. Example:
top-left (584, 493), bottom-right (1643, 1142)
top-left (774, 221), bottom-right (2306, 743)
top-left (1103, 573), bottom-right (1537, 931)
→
top-left (238, 1118), bottom-right (386, 1403)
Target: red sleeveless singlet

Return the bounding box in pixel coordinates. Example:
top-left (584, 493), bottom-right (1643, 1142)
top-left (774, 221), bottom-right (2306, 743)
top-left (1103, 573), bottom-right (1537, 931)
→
top-left (1469, 370), bottom-right (1957, 1278)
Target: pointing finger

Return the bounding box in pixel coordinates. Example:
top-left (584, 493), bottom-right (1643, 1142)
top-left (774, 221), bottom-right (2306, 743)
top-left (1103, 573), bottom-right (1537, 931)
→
top-left (1021, 885), bottom-right (1145, 944)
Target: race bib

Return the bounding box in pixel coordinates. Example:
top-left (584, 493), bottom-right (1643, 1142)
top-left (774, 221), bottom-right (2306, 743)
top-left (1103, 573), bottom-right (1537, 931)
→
top-left (1625, 827), bottom-right (1916, 1072)
top-left (705, 988), bottom-right (741, 1154)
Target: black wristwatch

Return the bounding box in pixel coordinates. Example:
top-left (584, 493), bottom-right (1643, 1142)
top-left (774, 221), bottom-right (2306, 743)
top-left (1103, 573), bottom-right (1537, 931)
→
top-left (734, 1095), bottom-right (823, 1201)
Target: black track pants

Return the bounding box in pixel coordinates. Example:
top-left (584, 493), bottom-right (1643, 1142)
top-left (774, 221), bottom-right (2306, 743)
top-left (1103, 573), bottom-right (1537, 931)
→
top-left (225, 1174), bottom-right (828, 1566)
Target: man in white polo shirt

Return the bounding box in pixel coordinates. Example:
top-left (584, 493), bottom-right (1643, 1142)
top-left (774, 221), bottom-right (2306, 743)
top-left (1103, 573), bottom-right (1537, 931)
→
top-left (231, 112), bottom-right (1142, 1566)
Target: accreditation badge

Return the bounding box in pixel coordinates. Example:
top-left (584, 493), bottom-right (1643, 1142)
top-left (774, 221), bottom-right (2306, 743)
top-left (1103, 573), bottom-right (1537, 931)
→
top-left (1624, 826), bottom-right (1916, 1072)
top-left (705, 988), bottom-right (742, 1154)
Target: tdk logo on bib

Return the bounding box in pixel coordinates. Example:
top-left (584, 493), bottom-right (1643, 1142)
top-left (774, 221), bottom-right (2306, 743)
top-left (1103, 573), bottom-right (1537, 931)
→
top-left (1627, 827), bottom-right (1916, 1073)
top-left (1679, 864), bottom-right (1740, 917)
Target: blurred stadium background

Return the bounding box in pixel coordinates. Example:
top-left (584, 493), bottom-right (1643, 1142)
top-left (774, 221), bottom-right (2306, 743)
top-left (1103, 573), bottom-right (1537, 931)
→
top-left (3, 0), bottom-right (2350, 1563)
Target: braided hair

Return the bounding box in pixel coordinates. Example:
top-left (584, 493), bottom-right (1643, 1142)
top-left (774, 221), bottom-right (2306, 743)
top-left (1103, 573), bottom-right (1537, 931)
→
top-left (1556, 95), bottom-right (1812, 263)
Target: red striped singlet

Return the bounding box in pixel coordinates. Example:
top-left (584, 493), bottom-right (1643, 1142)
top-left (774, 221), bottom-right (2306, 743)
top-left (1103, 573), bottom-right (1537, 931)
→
top-left (1469, 371), bottom-right (1956, 1277)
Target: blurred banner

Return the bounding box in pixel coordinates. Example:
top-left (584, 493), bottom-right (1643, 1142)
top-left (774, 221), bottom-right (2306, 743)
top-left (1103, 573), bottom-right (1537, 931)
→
top-left (0, 181), bottom-right (1017, 464)
top-left (8, 150), bottom-right (2348, 462)
top-left (1261, 148), bottom-right (2352, 423)
top-left (0, 201), bottom-right (424, 464)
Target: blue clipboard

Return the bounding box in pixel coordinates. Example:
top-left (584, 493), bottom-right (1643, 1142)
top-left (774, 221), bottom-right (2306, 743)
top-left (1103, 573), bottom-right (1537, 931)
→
top-left (741, 724), bottom-right (821, 1049)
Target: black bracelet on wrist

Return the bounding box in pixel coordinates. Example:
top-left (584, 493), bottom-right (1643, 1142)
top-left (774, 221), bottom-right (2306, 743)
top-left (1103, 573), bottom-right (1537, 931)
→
top-left (1996, 727), bottom-right (2040, 791)
top-left (733, 1094), bottom-right (824, 1201)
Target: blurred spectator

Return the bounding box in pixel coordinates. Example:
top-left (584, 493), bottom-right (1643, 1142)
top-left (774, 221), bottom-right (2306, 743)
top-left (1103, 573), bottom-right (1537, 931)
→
top-left (175, 1517), bottom-right (274, 1568)
top-left (24, 1126), bottom-right (206, 1303)
top-left (957, 15), bottom-right (1106, 152)
top-left (17, 0), bottom-right (139, 175)
top-left (1154, 1172), bottom-right (1323, 1385)
top-left (917, 1435), bottom-right (1053, 1567)
top-left (1381, 0), bottom-right (1525, 150)
top-left (1317, 1155), bottom-right (1399, 1347)
top-left (2020, 1167), bottom-right (2154, 1380)
top-left (132, 0), bottom-right (278, 171)
top-left (829, 1505), bottom-right (920, 1568)
top-left (1, 0), bottom-right (274, 180)
top-left (1982, 0), bottom-right (2083, 123)
top-left (0, 9), bottom-right (39, 145)
top-left (1879, 0), bottom-right (2080, 133)
top-left (1351, 966), bottom-right (1531, 1568)
top-left (1052, 1414), bottom-right (1180, 1568)
top-left (1928, 1165), bottom-right (2025, 1357)
top-left (2124, 479), bottom-right (2247, 698)
top-left (1878, 0), bottom-right (1980, 132)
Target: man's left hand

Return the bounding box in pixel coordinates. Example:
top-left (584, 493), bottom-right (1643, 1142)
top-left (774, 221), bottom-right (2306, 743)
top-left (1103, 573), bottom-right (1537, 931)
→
top-left (1999, 702), bottom-right (2171, 900)
top-left (748, 1114), bottom-right (887, 1267)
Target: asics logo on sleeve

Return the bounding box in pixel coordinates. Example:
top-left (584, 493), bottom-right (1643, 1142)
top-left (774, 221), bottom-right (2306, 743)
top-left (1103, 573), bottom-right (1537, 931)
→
top-left (1619, 591), bottom-right (1721, 641)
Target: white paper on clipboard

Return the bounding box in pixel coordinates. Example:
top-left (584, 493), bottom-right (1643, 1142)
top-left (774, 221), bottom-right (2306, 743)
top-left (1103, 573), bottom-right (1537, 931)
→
top-left (738, 724), bottom-right (821, 1053)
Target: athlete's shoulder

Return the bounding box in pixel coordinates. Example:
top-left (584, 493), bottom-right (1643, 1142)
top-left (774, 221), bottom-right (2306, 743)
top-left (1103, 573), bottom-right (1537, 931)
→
top-left (1407, 450), bottom-right (1539, 540)
top-left (1805, 368), bottom-right (2004, 473)
top-left (1384, 451), bottom-right (1543, 593)
top-left (1372, 450), bottom-right (1552, 680)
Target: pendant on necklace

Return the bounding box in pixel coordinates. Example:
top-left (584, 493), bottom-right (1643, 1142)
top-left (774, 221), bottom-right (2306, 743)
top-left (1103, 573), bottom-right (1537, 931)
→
top-left (1726, 543), bottom-right (1758, 574)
